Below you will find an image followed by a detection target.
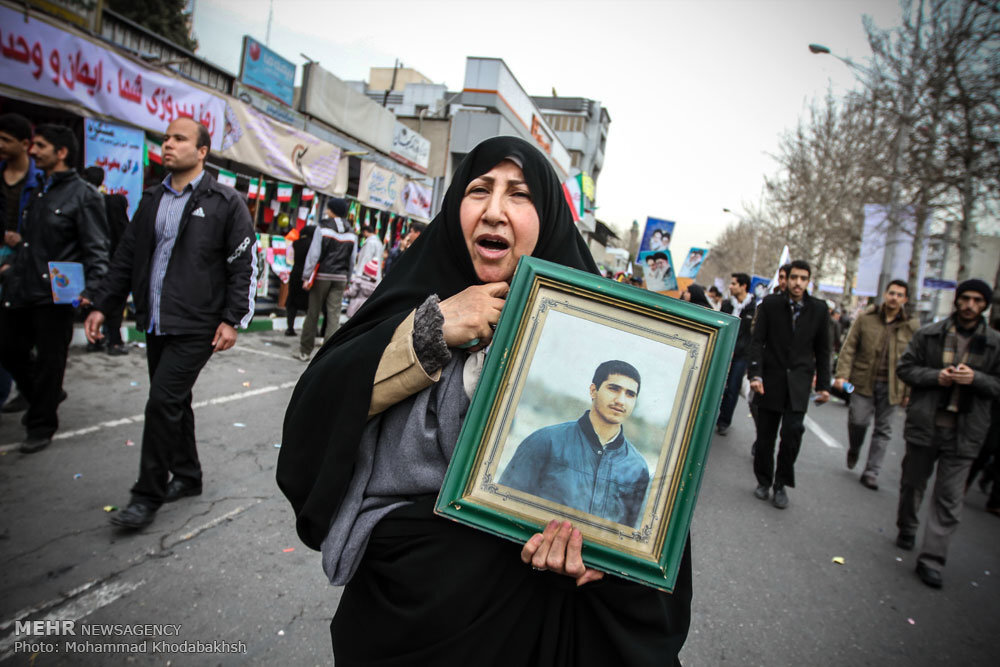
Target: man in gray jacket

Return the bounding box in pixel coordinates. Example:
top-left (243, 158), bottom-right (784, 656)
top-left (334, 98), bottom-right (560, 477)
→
top-left (895, 279), bottom-right (1000, 589)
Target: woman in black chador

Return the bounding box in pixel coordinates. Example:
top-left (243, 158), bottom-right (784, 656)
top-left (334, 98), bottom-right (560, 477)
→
top-left (277, 136), bottom-right (692, 666)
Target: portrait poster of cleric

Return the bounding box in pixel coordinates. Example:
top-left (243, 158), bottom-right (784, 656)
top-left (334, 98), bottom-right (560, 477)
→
top-left (491, 309), bottom-right (688, 531)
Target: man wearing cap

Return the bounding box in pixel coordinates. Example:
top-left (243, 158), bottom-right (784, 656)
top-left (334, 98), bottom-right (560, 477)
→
top-left (895, 278), bottom-right (1000, 589)
top-left (296, 198), bottom-right (356, 361)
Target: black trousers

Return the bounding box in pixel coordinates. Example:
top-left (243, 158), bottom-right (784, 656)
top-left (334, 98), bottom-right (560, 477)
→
top-left (0, 304), bottom-right (74, 439)
top-left (753, 406), bottom-right (806, 488)
top-left (131, 332), bottom-right (214, 508)
top-left (104, 305), bottom-right (124, 346)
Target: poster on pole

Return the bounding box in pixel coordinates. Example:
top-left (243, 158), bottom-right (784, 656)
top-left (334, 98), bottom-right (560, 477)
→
top-left (678, 247), bottom-right (709, 279)
top-left (639, 217), bottom-right (675, 254)
top-left (84, 119), bottom-right (144, 219)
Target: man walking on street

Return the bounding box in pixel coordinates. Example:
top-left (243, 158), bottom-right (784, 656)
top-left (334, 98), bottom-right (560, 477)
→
top-left (296, 198), bottom-right (356, 361)
top-left (716, 272), bottom-right (756, 435)
top-left (85, 117), bottom-right (257, 530)
top-left (0, 124), bottom-right (109, 453)
top-left (748, 260), bottom-right (831, 509)
top-left (0, 113), bottom-right (45, 417)
top-left (354, 222), bottom-right (383, 279)
top-left (82, 165), bottom-right (130, 356)
top-left (834, 279), bottom-right (919, 490)
top-left (894, 279), bottom-right (1000, 589)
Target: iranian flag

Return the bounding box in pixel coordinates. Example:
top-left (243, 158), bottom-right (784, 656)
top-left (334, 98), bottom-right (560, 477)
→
top-left (301, 188), bottom-right (315, 201)
top-left (247, 178), bottom-right (260, 199)
top-left (296, 205), bottom-right (309, 228)
top-left (217, 169), bottom-right (237, 188)
top-left (276, 182), bottom-right (293, 202)
top-left (561, 174), bottom-right (584, 222)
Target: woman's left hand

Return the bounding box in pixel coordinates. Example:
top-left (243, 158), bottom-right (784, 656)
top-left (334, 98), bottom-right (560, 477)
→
top-left (521, 520), bottom-right (604, 586)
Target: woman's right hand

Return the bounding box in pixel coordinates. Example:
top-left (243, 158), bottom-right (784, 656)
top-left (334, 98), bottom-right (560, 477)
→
top-left (438, 282), bottom-right (509, 349)
top-left (521, 520), bottom-right (605, 587)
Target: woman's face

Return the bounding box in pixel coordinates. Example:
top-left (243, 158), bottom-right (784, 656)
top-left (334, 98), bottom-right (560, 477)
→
top-left (460, 160), bottom-right (540, 283)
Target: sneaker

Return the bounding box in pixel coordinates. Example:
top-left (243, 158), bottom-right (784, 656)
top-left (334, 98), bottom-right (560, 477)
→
top-left (754, 485), bottom-right (769, 500)
top-left (915, 561), bottom-right (943, 589)
top-left (19, 436), bottom-right (52, 454)
top-left (896, 532), bottom-right (915, 550)
top-left (860, 473), bottom-right (879, 490)
top-left (292, 351), bottom-right (310, 362)
top-left (772, 486), bottom-right (789, 509)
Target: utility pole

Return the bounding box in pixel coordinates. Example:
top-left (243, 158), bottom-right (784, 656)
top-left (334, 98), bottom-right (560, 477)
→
top-left (265, 0), bottom-right (274, 46)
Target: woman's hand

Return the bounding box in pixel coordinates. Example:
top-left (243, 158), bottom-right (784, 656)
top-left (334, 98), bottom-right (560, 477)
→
top-left (438, 282), bottom-right (509, 349)
top-left (521, 520), bottom-right (605, 587)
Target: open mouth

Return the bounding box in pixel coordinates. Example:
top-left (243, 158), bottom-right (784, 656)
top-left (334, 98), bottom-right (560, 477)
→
top-left (475, 236), bottom-right (510, 257)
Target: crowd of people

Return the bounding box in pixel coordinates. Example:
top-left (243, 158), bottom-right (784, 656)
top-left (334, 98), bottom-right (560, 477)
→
top-left (672, 261), bottom-right (1000, 590)
top-left (2, 109), bottom-right (998, 663)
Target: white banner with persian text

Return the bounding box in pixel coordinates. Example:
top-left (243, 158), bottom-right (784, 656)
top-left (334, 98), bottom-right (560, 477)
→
top-left (358, 161), bottom-right (402, 211)
top-left (0, 5), bottom-right (226, 148)
top-left (218, 100), bottom-right (341, 192)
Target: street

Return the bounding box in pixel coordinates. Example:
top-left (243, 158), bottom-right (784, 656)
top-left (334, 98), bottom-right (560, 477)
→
top-left (1, 330), bottom-right (997, 666)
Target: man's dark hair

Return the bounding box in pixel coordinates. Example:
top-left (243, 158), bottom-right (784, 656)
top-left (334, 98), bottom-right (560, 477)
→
top-left (409, 221), bottom-right (428, 234)
top-left (592, 360), bottom-right (641, 396)
top-left (731, 272), bottom-right (751, 289)
top-left (707, 285), bottom-right (721, 296)
top-left (188, 119), bottom-right (211, 150)
top-left (788, 259), bottom-right (811, 278)
top-left (778, 262), bottom-right (792, 277)
top-left (35, 124), bottom-right (77, 164)
top-left (887, 279), bottom-right (908, 296)
top-left (82, 166), bottom-right (104, 187)
top-left (0, 113), bottom-right (32, 142)
top-left (361, 223), bottom-right (375, 235)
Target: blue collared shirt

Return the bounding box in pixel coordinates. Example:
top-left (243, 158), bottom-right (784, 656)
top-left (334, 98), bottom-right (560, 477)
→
top-left (499, 411), bottom-right (651, 528)
top-left (148, 172), bottom-right (204, 334)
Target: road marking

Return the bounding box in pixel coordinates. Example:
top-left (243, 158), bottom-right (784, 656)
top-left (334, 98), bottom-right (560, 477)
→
top-left (0, 579), bottom-right (145, 660)
top-left (0, 381), bottom-right (297, 452)
top-left (804, 415), bottom-right (843, 449)
top-left (171, 501), bottom-right (258, 545)
top-left (232, 344), bottom-right (297, 361)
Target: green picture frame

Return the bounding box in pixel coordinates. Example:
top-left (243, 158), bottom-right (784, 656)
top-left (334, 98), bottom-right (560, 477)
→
top-left (435, 257), bottom-right (738, 591)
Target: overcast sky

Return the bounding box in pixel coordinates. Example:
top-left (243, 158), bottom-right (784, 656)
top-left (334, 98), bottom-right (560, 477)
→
top-left (193, 0), bottom-right (902, 258)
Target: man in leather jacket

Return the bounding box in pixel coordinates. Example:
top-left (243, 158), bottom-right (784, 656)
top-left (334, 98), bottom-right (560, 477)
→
top-left (0, 124), bottom-right (109, 453)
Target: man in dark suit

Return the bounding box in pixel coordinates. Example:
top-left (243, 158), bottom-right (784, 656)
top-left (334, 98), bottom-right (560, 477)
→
top-left (748, 259), bottom-right (831, 508)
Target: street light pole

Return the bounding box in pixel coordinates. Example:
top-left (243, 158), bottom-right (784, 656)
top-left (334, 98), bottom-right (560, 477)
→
top-left (809, 43), bottom-right (914, 298)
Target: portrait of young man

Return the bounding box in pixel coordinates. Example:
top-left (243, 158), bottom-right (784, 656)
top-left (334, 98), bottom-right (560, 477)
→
top-left (500, 360), bottom-right (651, 528)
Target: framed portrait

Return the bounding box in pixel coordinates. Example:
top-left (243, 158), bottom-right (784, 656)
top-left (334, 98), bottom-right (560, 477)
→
top-left (436, 257), bottom-right (738, 591)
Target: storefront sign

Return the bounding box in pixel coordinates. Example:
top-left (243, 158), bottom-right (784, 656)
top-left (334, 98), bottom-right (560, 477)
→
top-left (0, 5), bottom-right (226, 148)
top-left (83, 119), bottom-right (144, 218)
top-left (401, 181), bottom-right (432, 220)
top-left (299, 63), bottom-right (396, 155)
top-left (233, 82), bottom-right (305, 128)
top-left (358, 161), bottom-right (401, 210)
top-left (219, 99), bottom-right (341, 192)
top-left (239, 36), bottom-right (295, 107)
top-left (390, 122), bottom-right (430, 173)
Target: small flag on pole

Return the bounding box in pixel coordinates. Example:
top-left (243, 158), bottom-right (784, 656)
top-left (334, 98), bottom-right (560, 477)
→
top-left (301, 188), bottom-right (315, 201)
top-left (247, 178), bottom-right (260, 199)
top-left (276, 183), bottom-right (293, 202)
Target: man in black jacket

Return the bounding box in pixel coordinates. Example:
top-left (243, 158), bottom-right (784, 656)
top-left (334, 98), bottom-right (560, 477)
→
top-left (748, 260), bottom-right (831, 508)
top-left (0, 124), bottom-right (109, 453)
top-left (85, 117), bottom-right (257, 530)
top-left (82, 165), bottom-right (130, 355)
top-left (717, 272), bottom-right (756, 435)
top-left (295, 197), bottom-right (356, 361)
top-left (894, 279), bottom-right (1000, 589)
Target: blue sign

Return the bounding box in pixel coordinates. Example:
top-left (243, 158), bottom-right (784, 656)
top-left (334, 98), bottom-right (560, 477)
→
top-left (83, 119), bottom-right (144, 219)
top-left (639, 217), bottom-right (676, 255)
top-left (240, 36), bottom-right (295, 106)
top-left (923, 278), bottom-right (956, 290)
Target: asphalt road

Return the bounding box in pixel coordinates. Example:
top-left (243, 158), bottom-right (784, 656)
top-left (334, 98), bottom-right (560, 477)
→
top-left (0, 331), bottom-right (997, 666)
